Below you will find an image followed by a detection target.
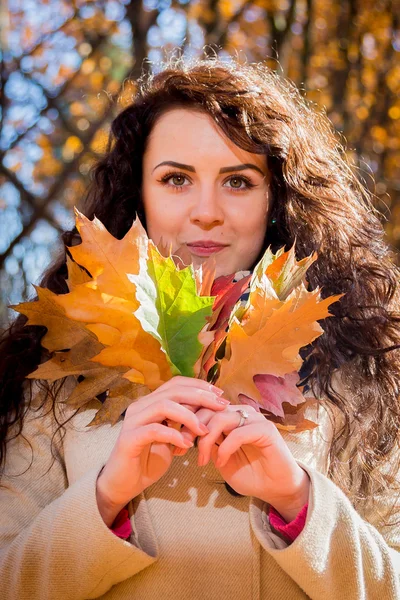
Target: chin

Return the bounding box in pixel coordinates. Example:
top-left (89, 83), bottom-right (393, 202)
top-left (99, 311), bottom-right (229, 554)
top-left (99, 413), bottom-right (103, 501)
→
top-left (214, 264), bottom-right (239, 279)
top-left (191, 255), bottom-right (245, 280)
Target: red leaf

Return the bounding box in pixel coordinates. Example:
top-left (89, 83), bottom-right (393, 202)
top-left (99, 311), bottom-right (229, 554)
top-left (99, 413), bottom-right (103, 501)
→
top-left (239, 372), bottom-right (305, 418)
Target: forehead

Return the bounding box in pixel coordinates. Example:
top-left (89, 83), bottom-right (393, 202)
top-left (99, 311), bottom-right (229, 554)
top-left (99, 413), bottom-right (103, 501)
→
top-left (144, 107), bottom-right (267, 170)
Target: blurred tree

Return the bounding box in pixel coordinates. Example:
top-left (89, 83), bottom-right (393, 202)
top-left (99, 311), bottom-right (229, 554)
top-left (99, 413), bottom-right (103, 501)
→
top-left (1, 0), bottom-right (399, 326)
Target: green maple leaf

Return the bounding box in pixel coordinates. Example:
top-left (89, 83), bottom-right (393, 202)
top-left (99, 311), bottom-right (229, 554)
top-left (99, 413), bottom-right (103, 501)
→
top-left (129, 243), bottom-right (215, 377)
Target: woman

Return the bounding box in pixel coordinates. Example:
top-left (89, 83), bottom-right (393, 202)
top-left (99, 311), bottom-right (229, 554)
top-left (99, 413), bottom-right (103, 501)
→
top-left (1, 58), bottom-right (399, 599)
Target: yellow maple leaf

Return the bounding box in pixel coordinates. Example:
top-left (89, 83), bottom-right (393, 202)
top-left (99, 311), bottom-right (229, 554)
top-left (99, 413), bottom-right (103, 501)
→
top-left (217, 289), bottom-right (342, 404)
top-left (69, 208), bottom-right (147, 301)
top-left (11, 286), bottom-right (93, 352)
top-left (55, 268), bottom-right (173, 390)
top-left (66, 255), bottom-right (91, 290)
top-left (13, 288), bottom-right (150, 425)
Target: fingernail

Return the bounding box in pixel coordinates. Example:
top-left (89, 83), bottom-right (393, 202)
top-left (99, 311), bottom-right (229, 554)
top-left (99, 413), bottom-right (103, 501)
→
top-left (173, 447), bottom-right (186, 455)
top-left (210, 385), bottom-right (224, 396)
top-left (198, 452), bottom-right (206, 466)
top-left (183, 439), bottom-right (194, 448)
top-left (217, 399), bottom-right (230, 405)
top-left (199, 423), bottom-right (209, 434)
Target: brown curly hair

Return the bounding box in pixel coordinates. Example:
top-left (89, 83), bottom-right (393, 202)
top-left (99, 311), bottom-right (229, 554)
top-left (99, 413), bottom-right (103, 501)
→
top-left (1, 57), bottom-right (400, 525)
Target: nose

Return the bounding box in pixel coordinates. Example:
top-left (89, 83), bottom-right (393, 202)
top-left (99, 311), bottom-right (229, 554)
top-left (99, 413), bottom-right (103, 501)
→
top-left (189, 186), bottom-right (224, 229)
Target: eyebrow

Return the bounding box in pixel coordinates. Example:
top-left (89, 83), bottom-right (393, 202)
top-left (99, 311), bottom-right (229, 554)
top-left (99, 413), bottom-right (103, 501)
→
top-left (152, 161), bottom-right (265, 176)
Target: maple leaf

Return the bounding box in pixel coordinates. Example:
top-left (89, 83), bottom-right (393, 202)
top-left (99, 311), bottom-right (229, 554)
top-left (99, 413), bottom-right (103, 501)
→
top-left (239, 372), bottom-right (306, 418)
top-left (201, 272), bottom-right (252, 378)
top-left (239, 389), bottom-right (318, 432)
top-left (13, 211), bottom-right (217, 427)
top-left (29, 337), bottom-right (145, 418)
top-left (88, 380), bottom-right (151, 427)
top-left (129, 243), bottom-right (215, 377)
top-left (10, 286), bottom-right (95, 352)
top-left (247, 245), bottom-right (316, 302)
top-left (217, 289), bottom-right (341, 405)
top-left (55, 267), bottom-right (174, 390)
top-left (215, 246), bottom-right (343, 420)
top-left (14, 288), bottom-right (148, 425)
top-left (266, 398), bottom-right (320, 433)
top-left (68, 208), bottom-right (147, 301)
top-left (265, 246), bottom-right (317, 301)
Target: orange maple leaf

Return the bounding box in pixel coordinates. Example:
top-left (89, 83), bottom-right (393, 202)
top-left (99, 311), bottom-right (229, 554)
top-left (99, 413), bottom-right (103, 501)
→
top-left (217, 288), bottom-right (342, 406)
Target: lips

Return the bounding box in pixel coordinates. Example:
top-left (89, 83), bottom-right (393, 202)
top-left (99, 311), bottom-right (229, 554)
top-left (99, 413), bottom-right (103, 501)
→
top-left (186, 241), bottom-right (228, 257)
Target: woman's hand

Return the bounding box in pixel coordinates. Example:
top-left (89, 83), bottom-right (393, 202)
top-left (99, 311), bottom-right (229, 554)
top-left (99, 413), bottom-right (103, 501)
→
top-left (181, 404), bottom-right (310, 522)
top-left (96, 376), bottom-right (230, 526)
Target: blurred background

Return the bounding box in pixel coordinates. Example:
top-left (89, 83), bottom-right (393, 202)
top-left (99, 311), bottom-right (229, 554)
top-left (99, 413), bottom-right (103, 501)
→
top-left (0, 0), bottom-right (399, 327)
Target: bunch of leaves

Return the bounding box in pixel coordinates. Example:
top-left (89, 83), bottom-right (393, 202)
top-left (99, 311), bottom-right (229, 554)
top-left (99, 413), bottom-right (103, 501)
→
top-left (13, 209), bottom-right (342, 433)
top-left (12, 209), bottom-right (215, 426)
top-left (202, 247), bottom-right (343, 432)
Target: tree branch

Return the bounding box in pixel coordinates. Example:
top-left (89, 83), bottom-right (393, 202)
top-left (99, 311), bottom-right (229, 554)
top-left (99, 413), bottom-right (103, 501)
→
top-left (125, 0), bottom-right (158, 78)
top-left (0, 81), bottom-right (127, 269)
top-left (2, 32), bottom-right (108, 159)
top-left (268, 0), bottom-right (297, 68)
top-left (300, 0), bottom-right (314, 88)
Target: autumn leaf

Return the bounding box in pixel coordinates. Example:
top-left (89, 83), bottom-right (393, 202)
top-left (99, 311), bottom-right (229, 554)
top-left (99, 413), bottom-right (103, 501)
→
top-left (202, 272), bottom-right (252, 377)
top-left (217, 289), bottom-right (341, 404)
top-left (88, 380), bottom-right (151, 427)
top-left (68, 208), bottom-right (147, 301)
top-left (10, 286), bottom-right (94, 352)
top-left (13, 211), bottom-right (217, 426)
top-left (28, 336), bottom-right (105, 381)
top-left (238, 370), bottom-right (319, 432)
top-left (55, 258), bottom-right (175, 391)
top-left (239, 372), bottom-right (306, 418)
top-left (266, 247), bottom-right (317, 301)
top-left (15, 290), bottom-right (147, 424)
top-left (215, 247), bottom-right (343, 420)
top-left (130, 242), bottom-right (215, 377)
top-left (267, 398), bottom-right (320, 433)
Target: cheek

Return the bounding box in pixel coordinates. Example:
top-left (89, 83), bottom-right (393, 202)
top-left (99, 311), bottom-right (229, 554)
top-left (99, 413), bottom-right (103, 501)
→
top-left (142, 183), bottom-right (178, 240)
top-left (235, 204), bottom-right (268, 241)
top-left (146, 209), bottom-right (175, 242)
top-left (233, 206), bottom-right (269, 262)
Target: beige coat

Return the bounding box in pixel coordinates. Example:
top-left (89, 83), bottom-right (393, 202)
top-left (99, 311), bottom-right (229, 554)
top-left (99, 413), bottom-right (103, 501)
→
top-left (0, 377), bottom-right (399, 600)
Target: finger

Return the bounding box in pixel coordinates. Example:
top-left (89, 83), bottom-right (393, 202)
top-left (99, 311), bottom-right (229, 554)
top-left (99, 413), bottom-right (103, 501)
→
top-left (126, 385), bottom-right (230, 418)
top-left (181, 407), bottom-right (215, 435)
top-left (197, 407), bottom-right (260, 466)
top-left (173, 407), bottom-right (217, 456)
top-left (126, 398), bottom-right (211, 439)
top-left (197, 411), bottom-right (240, 466)
top-left (123, 423), bottom-right (195, 459)
top-left (172, 404), bottom-right (199, 456)
top-left (162, 376), bottom-right (225, 396)
top-left (215, 422), bottom-right (277, 468)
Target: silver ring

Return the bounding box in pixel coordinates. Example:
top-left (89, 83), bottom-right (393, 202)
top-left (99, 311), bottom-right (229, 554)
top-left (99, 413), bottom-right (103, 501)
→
top-left (236, 409), bottom-right (249, 428)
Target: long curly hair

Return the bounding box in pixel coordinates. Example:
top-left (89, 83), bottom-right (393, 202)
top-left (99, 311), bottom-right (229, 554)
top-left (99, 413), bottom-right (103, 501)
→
top-left (1, 58), bottom-right (400, 523)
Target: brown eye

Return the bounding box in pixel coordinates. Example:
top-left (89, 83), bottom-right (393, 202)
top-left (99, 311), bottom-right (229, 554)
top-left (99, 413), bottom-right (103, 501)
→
top-left (171, 175), bottom-right (186, 186)
top-left (223, 175), bottom-right (256, 191)
top-left (230, 177), bottom-right (243, 188)
top-left (159, 172), bottom-right (191, 190)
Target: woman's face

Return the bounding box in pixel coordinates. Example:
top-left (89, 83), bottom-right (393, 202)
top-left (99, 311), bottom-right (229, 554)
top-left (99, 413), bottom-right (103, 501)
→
top-left (142, 108), bottom-right (271, 278)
